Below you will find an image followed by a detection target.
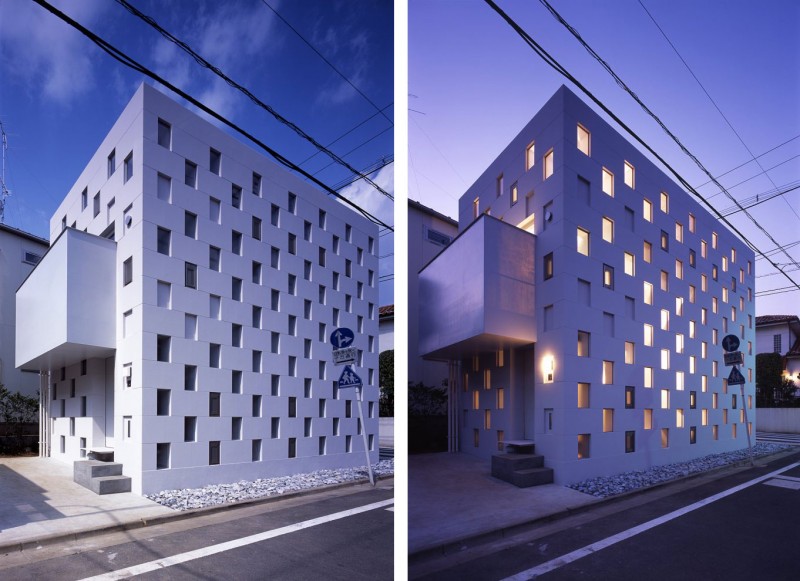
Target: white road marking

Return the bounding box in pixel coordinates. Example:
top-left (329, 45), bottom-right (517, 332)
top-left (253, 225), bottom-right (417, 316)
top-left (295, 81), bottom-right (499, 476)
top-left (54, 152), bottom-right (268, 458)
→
top-left (386, 507), bottom-right (394, 512)
top-left (78, 498), bottom-right (394, 581)
top-left (764, 479), bottom-right (800, 490)
top-left (502, 462), bottom-right (800, 580)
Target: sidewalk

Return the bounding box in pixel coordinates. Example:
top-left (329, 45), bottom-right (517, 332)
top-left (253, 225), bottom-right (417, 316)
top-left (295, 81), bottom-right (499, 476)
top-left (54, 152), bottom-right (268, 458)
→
top-left (0, 456), bottom-right (173, 551)
top-left (408, 453), bottom-right (597, 555)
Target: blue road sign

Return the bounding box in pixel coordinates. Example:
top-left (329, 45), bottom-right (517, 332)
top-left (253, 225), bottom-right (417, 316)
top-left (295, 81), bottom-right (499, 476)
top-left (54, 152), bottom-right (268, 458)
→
top-left (338, 365), bottom-right (363, 389)
top-left (330, 327), bottom-right (355, 349)
top-left (722, 334), bottom-right (740, 353)
top-left (728, 366), bottom-right (746, 386)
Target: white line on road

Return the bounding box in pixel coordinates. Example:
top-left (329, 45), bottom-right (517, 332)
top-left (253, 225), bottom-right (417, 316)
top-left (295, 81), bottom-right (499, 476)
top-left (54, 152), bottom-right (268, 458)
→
top-left (502, 462), bottom-right (800, 580)
top-left (78, 498), bottom-right (394, 581)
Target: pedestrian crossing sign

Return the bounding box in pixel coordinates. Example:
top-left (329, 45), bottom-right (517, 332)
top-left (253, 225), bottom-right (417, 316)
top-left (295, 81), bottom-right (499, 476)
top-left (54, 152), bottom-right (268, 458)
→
top-left (338, 365), bottom-right (362, 389)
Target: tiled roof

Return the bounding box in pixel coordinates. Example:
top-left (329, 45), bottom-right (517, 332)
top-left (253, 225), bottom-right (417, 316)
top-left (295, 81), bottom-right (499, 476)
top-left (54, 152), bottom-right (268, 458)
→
top-left (408, 199), bottom-right (458, 227)
top-left (755, 315), bottom-right (800, 326)
top-left (379, 304), bottom-right (394, 319)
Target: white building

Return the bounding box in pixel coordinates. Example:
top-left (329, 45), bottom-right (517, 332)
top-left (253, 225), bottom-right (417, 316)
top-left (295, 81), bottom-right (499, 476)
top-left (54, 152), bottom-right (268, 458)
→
top-left (378, 304), bottom-right (394, 353)
top-left (17, 83), bottom-right (380, 495)
top-left (408, 200), bottom-right (458, 391)
top-left (755, 314), bottom-right (800, 387)
top-left (0, 223), bottom-right (48, 398)
top-left (419, 86), bottom-right (755, 485)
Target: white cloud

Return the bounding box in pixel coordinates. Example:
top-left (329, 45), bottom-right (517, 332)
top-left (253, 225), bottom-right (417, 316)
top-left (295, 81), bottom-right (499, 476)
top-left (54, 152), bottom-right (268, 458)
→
top-left (0, 0), bottom-right (107, 105)
top-left (338, 163), bottom-right (394, 229)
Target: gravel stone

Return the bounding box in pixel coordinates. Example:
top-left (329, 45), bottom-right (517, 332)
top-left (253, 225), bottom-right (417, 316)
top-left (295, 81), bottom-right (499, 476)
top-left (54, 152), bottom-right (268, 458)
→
top-left (145, 459), bottom-right (394, 510)
top-left (567, 443), bottom-right (791, 498)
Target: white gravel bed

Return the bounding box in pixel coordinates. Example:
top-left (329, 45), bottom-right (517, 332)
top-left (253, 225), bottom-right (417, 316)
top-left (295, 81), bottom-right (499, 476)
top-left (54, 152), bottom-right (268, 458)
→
top-left (568, 443), bottom-right (792, 498)
top-left (145, 459), bottom-right (394, 510)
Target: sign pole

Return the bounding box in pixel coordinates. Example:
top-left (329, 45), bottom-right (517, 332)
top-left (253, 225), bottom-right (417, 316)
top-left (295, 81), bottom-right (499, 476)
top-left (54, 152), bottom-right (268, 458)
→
top-left (740, 380), bottom-right (754, 467)
top-left (356, 385), bottom-right (375, 486)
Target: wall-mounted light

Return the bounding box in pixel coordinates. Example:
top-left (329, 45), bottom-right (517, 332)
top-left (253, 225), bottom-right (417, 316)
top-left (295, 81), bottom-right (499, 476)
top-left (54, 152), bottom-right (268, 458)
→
top-left (542, 355), bottom-right (555, 383)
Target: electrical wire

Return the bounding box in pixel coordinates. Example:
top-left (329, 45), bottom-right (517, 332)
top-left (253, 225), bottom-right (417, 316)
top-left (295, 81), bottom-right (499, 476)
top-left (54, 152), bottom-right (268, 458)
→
top-left (720, 182), bottom-right (800, 217)
top-left (31, 0), bottom-right (391, 231)
top-left (114, 0), bottom-right (393, 202)
top-left (534, 0), bottom-right (800, 278)
top-left (483, 0), bottom-right (799, 294)
top-left (331, 155), bottom-right (394, 191)
top-left (637, 0), bottom-right (800, 226)
top-left (706, 154), bottom-right (800, 199)
top-left (259, 0), bottom-right (392, 127)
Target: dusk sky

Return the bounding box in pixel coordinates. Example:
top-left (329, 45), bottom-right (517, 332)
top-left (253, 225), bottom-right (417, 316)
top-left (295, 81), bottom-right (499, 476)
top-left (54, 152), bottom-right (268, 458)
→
top-left (410, 0), bottom-right (800, 316)
top-left (0, 0), bottom-right (394, 303)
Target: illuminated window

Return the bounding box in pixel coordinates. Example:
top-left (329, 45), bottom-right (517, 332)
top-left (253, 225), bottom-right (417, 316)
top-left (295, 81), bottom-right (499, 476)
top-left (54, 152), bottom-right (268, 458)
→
top-left (602, 360), bottom-right (614, 384)
top-left (625, 342), bottom-right (635, 364)
top-left (702, 409), bottom-right (708, 426)
top-left (676, 371), bottom-right (684, 391)
top-left (676, 333), bottom-right (684, 353)
top-left (644, 409), bottom-right (653, 430)
top-left (526, 142), bottom-right (535, 170)
top-left (676, 409), bottom-right (684, 428)
top-left (484, 409), bottom-right (491, 430)
top-left (644, 324), bottom-right (653, 346)
top-left (704, 376), bottom-right (710, 394)
top-left (701, 274), bottom-right (707, 292)
top-left (660, 191), bottom-right (669, 213)
top-left (722, 287), bottom-right (729, 303)
top-left (690, 249), bottom-right (696, 268)
top-left (712, 232), bottom-right (718, 249)
top-left (603, 264), bottom-right (614, 289)
top-left (578, 383), bottom-right (590, 408)
top-left (661, 349), bottom-right (670, 370)
top-left (689, 320), bottom-right (696, 338)
top-left (661, 270), bottom-right (668, 292)
top-left (543, 253), bottom-right (554, 280)
top-left (624, 161), bottom-right (635, 189)
top-left (712, 297), bottom-right (718, 314)
top-left (689, 213), bottom-right (695, 233)
top-left (722, 256), bottom-right (728, 272)
top-left (624, 252), bottom-right (635, 276)
top-left (661, 389), bottom-right (670, 409)
top-left (511, 182), bottom-right (518, 205)
top-left (577, 125), bottom-right (590, 155)
top-left (712, 329), bottom-right (718, 344)
top-left (689, 285), bottom-right (696, 303)
top-left (472, 197), bottom-right (479, 219)
top-left (644, 241), bottom-right (652, 263)
top-left (577, 228), bottom-right (590, 256)
top-left (676, 297), bottom-right (684, 316)
top-left (602, 217), bottom-right (614, 242)
top-left (644, 281), bottom-right (653, 305)
top-left (497, 388), bottom-right (505, 409)
top-left (643, 198), bottom-right (653, 222)
top-left (544, 149), bottom-right (554, 179)
top-left (661, 230), bottom-right (669, 251)
top-left (712, 264), bottom-right (718, 281)
top-left (712, 360), bottom-right (718, 377)
top-left (689, 355), bottom-right (696, 374)
top-left (602, 168), bottom-right (614, 196)
top-left (603, 409), bottom-right (614, 432)
top-left (676, 259), bottom-right (683, 279)
top-left (701, 240), bottom-right (707, 258)
top-left (625, 386), bottom-right (635, 408)
top-left (675, 222), bottom-right (683, 243)
top-left (644, 367), bottom-right (653, 388)
top-left (731, 248), bottom-right (736, 263)
top-left (701, 308), bottom-right (707, 325)
top-left (473, 391), bottom-right (479, 410)
top-left (661, 309), bottom-right (669, 331)
top-left (484, 369), bottom-right (491, 390)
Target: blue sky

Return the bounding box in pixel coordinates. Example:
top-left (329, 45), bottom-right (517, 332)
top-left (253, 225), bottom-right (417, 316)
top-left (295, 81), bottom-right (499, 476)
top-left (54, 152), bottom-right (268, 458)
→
top-left (0, 0), bottom-right (394, 303)
top-left (410, 0), bottom-right (800, 316)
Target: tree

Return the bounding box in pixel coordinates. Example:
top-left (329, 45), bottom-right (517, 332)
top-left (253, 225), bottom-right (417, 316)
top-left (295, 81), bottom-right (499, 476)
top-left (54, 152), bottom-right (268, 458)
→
top-left (0, 383), bottom-right (39, 455)
top-left (379, 350), bottom-right (394, 417)
top-left (756, 353), bottom-right (799, 407)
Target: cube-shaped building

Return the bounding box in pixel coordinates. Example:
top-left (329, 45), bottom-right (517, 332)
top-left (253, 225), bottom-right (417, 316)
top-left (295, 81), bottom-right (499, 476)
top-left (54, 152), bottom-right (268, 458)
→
top-left (419, 86), bottom-right (755, 484)
top-left (17, 83), bottom-right (380, 495)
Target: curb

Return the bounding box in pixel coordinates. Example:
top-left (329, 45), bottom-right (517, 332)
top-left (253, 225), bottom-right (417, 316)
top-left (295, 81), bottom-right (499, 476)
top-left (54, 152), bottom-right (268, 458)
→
top-left (409, 447), bottom-right (800, 561)
top-left (0, 473), bottom-right (393, 554)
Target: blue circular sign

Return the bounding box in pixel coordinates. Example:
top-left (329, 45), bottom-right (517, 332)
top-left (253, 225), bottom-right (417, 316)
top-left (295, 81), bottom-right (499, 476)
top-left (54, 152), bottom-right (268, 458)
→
top-left (721, 334), bottom-right (740, 352)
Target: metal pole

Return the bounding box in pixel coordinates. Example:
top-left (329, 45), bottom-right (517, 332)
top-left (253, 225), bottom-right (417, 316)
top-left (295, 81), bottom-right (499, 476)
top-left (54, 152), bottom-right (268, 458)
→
top-left (356, 385), bottom-right (375, 486)
top-left (740, 380), bottom-right (754, 466)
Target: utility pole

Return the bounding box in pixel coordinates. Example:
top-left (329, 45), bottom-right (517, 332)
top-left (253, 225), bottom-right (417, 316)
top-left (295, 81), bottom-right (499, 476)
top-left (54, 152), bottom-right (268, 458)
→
top-left (0, 120), bottom-right (11, 223)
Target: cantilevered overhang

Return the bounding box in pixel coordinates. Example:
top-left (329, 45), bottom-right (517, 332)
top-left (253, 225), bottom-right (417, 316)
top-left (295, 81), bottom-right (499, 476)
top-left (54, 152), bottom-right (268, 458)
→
top-left (16, 229), bottom-right (116, 371)
top-left (419, 215), bottom-right (536, 360)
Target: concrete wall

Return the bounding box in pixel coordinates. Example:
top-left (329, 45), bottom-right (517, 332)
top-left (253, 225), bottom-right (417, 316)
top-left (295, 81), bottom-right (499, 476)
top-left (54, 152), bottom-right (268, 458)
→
top-left (757, 408), bottom-right (800, 433)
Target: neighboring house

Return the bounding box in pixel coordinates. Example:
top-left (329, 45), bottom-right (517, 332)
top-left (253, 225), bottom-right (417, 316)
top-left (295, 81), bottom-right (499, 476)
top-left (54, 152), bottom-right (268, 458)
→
top-left (16, 83), bottom-right (380, 495)
top-left (378, 304), bottom-right (394, 352)
top-left (755, 314), bottom-right (800, 386)
top-left (408, 200), bottom-right (458, 392)
top-left (0, 223), bottom-right (48, 398)
top-left (419, 85), bottom-right (756, 485)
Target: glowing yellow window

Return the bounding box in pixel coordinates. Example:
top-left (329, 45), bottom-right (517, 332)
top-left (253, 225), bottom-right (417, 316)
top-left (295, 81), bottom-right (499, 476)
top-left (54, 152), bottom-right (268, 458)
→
top-left (526, 142), bottom-right (535, 170)
top-left (624, 161), bottom-right (635, 189)
top-left (643, 198), bottom-right (653, 222)
top-left (577, 227), bottom-right (590, 256)
top-left (577, 125), bottom-right (590, 156)
top-left (543, 149), bottom-right (554, 179)
top-left (602, 168), bottom-right (614, 196)
top-left (602, 217), bottom-right (614, 243)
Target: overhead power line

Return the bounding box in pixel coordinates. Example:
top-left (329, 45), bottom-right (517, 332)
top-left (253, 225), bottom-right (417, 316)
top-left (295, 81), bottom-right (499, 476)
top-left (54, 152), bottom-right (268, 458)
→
top-left (259, 0), bottom-right (393, 127)
top-left (720, 182), bottom-right (800, 217)
top-left (114, 0), bottom-right (392, 202)
top-left (637, 0), bottom-right (800, 226)
top-left (534, 0), bottom-right (800, 280)
top-left (706, 154), bottom-right (800, 199)
top-left (483, 0), bottom-right (800, 295)
top-left (32, 0), bottom-right (391, 231)
top-left (332, 155), bottom-right (394, 191)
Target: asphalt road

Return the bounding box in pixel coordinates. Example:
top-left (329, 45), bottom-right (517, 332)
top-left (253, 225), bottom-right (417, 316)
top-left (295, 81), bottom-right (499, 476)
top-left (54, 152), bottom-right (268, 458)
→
top-left (0, 483), bottom-right (394, 581)
top-left (412, 450), bottom-right (800, 581)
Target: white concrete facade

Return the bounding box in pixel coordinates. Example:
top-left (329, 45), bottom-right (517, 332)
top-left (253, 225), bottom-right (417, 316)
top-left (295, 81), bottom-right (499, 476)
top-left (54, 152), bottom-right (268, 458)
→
top-left (0, 224), bottom-right (48, 398)
top-left (408, 200), bottom-right (458, 391)
top-left (17, 84), bottom-right (380, 494)
top-left (419, 86), bottom-right (756, 484)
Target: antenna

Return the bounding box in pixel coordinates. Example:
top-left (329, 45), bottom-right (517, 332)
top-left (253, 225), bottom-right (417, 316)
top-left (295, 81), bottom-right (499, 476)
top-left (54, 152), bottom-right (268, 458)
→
top-left (0, 120), bottom-right (10, 223)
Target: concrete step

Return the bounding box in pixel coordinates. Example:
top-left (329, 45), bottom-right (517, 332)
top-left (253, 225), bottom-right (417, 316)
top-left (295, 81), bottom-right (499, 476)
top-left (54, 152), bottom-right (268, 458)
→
top-left (510, 467), bottom-right (554, 487)
top-left (91, 475), bottom-right (132, 495)
top-left (491, 453), bottom-right (545, 482)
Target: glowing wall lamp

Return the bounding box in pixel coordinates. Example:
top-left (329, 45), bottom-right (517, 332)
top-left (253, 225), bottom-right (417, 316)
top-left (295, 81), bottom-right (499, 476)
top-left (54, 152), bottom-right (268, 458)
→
top-left (542, 355), bottom-right (555, 383)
